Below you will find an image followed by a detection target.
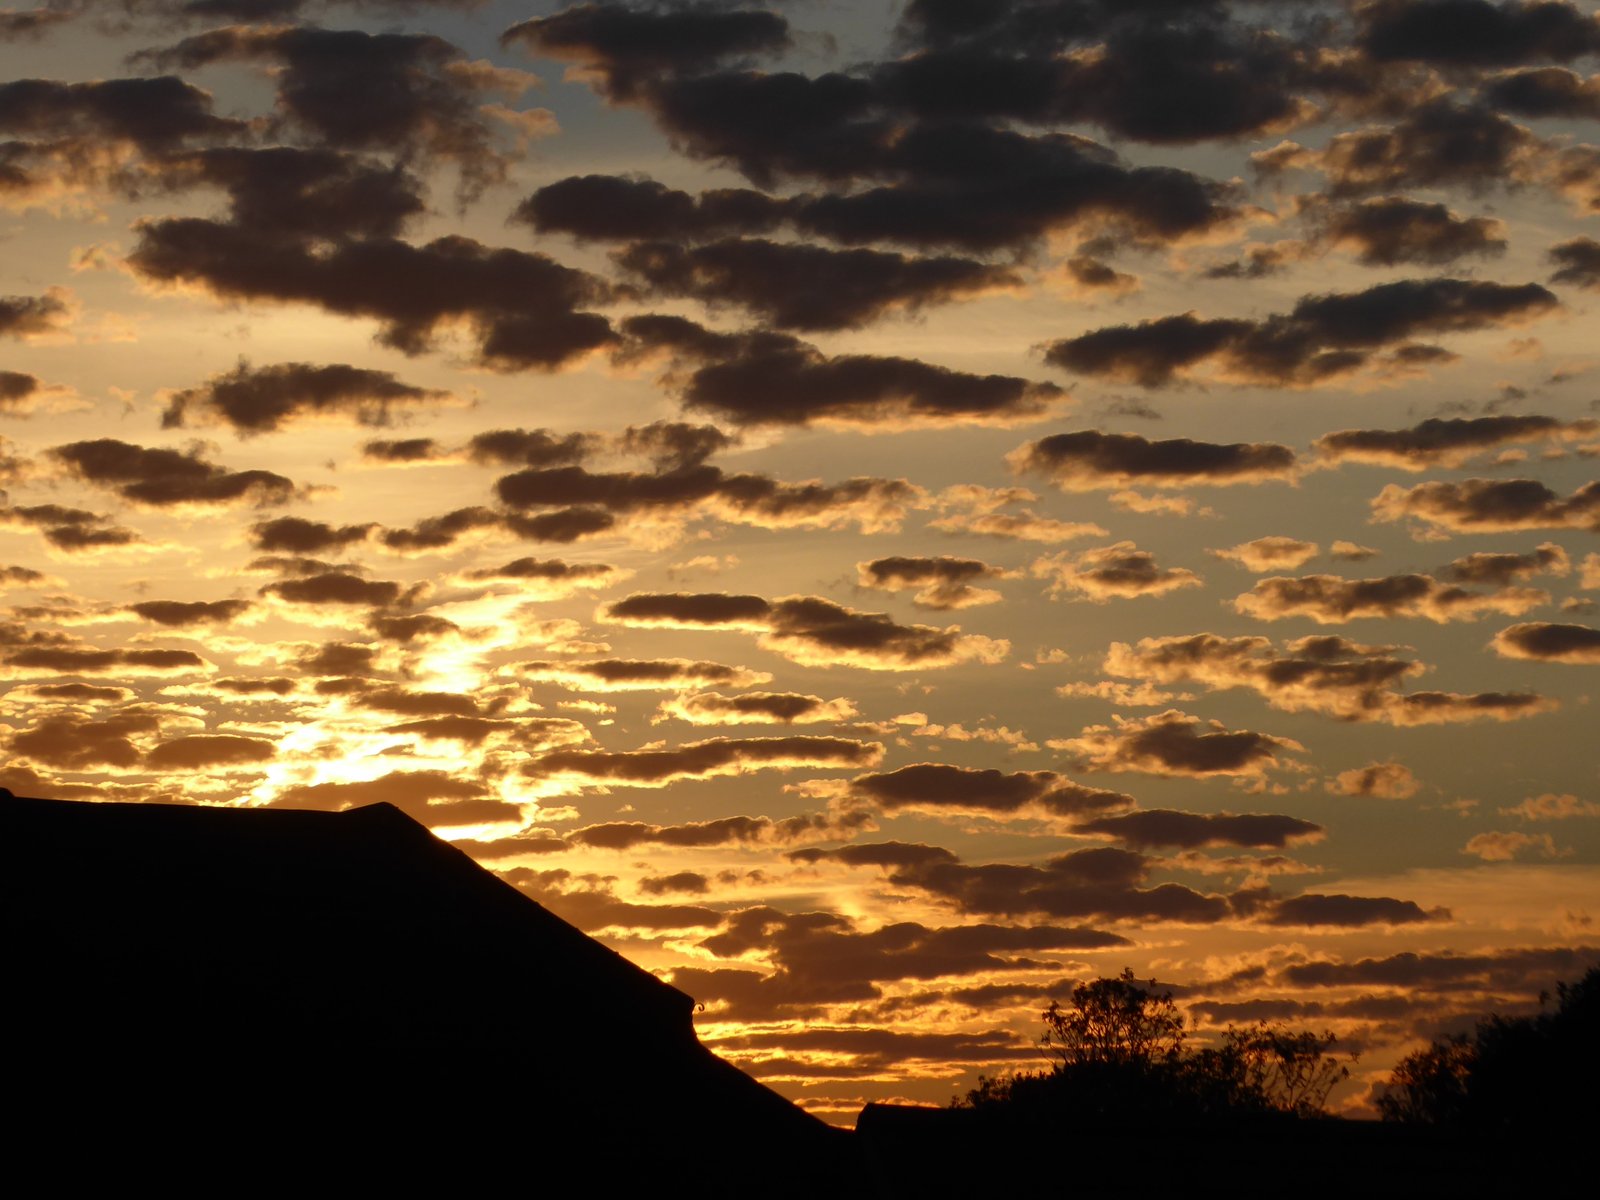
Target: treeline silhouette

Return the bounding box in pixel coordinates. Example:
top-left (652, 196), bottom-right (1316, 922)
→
top-left (1379, 964), bottom-right (1598, 1135)
top-left (952, 968), bottom-right (1351, 1124)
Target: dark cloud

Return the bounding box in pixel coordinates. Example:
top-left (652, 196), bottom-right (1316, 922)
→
top-left (292, 640), bottom-right (381, 677)
top-left (1275, 101), bottom-right (1542, 197)
top-left (1446, 542), bottom-right (1569, 586)
top-left (615, 420), bottom-right (735, 470)
top-left (569, 808), bottom-right (872, 851)
top-left (1549, 236), bottom-right (1600, 288)
top-left (857, 555), bottom-right (1008, 609)
top-left (155, 147), bottom-right (426, 240)
top-left (260, 572), bottom-right (418, 608)
top-left (1043, 278), bottom-right (1556, 388)
top-left (127, 221), bottom-right (617, 370)
top-left (2, 644), bottom-right (206, 676)
top-left (841, 763), bottom-right (1133, 821)
top-left (528, 735), bottom-right (883, 787)
top-left (638, 871), bottom-right (711, 896)
top-left (1326, 760), bottom-right (1421, 799)
top-left (1258, 892), bottom-right (1443, 928)
top-left (1010, 429), bottom-right (1296, 490)
top-left (1056, 709), bottom-right (1302, 778)
top-left (461, 556), bottom-right (622, 595)
top-left (6, 710), bottom-right (162, 769)
top-left (1232, 572), bottom-right (1547, 624)
top-left (802, 840), bottom-right (1230, 924)
top-left (1074, 810), bottom-right (1324, 850)
top-left (1357, 0), bottom-right (1600, 68)
top-left (1483, 65), bottom-right (1600, 118)
top-left (249, 516), bottom-right (373, 555)
top-left (516, 657), bottom-right (770, 692)
top-left (1372, 477), bottom-right (1600, 533)
top-left (160, 360), bottom-right (455, 435)
top-left (144, 733), bottom-right (274, 770)
top-left (1281, 946), bottom-right (1600, 989)
top-left (0, 291), bottom-right (70, 339)
top-left (1103, 631), bottom-right (1555, 726)
top-left (614, 237), bottom-right (1020, 331)
top-left (50, 439), bottom-right (296, 509)
top-left (515, 173), bottom-right (787, 243)
top-left (361, 437), bottom-right (442, 464)
top-left (602, 591), bottom-right (1009, 670)
top-left (495, 458), bottom-right (919, 533)
top-left (619, 314), bottom-right (1061, 429)
top-left (1323, 197), bottom-right (1506, 266)
top-left (502, 2), bottom-right (791, 103)
top-left (0, 8), bottom-right (73, 41)
top-left (1490, 620), bottom-right (1600, 663)
top-left (501, 867), bottom-right (721, 933)
top-left (654, 690), bottom-right (858, 726)
top-left (269, 769), bottom-right (521, 829)
top-left (1032, 541), bottom-right (1203, 601)
top-left (0, 503), bottom-right (141, 553)
top-left (0, 74), bottom-right (246, 200)
top-left (0, 564), bottom-right (50, 587)
top-left (137, 23), bottom-right (540, 197)
top-left (465, 427), bottom-right (597, 468)
top-left (1315, 414), bottom-right (1596, 470)
top-left (128, 598), bottom-right (251, 626)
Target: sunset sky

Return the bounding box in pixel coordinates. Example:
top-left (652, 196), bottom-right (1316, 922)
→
top-left (4, 0), bottom-right (1600, 1121)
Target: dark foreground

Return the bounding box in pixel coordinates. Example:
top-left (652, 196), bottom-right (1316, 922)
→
top-left (2, 794), bottom-right (1583, 1197)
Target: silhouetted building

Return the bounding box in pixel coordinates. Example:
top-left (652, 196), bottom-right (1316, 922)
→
top-left (2, 794), bottom-right (845, 1190)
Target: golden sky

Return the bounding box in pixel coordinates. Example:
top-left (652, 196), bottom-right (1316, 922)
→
top-left (3, 0), bottom-right (1599, 1121)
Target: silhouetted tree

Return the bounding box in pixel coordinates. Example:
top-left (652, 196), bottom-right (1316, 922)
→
top-left (957, 968), bottom-right (1351, 1123)
top-left (1379, 966), bottom-right (1598, 1134)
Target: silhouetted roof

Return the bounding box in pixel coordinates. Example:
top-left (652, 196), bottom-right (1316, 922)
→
top-left (2, 793), bottom-right (843, 1189)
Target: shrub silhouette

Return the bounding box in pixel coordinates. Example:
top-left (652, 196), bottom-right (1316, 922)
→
top-left (957, 968), bottom-right (1351, 1122)
top-left (1379, 965), bottom-right (1598, 1134)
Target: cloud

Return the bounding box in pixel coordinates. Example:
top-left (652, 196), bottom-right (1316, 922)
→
top-left (144, 733), bottom-right (275, 770)
top-left (1232, 572), bottom-right (1548, 624)
top-left (795, 840), bottom-right (1231, 924)
top-left (467, 426), bottom-right (599, 467)
top-left (1357, 0), bottom-right (1600, 68)
top-left (930, 485), bottom-right (1106, 542)
top-left (1372, 478), bottom-right (1600, 533)
top-left (654, 691), bottom-right (859, 726)
top-left (602, 591), bottom-right (1009, 670)
top-left (1322, 197), bottom-right (1506, 266)
top-left (127, 220), bottom-right (617, 370)
top-left (159, 360), bottom-right (458, 435)
top-left (1550, 236), bottom-right (1600, 288)
top-left (269, 769), bottom-right (522, 829)
top-left (617, 314), bottom-right (1063, 429)
top-left (500, 867), bottom-right (722, 933)
top-left (1031, 542), bottom-right (1203, 601)
top-left (568, 809), bottom-right (872, 852)
top-left (516, 657), bottom-right (771, 692)
top-left (138, 22), bottom-right (543, 198)
top-left (1101, 633), bottom-right (1554, 726)
top-left (460, 556), bottom-right (626, 598)
top-left (527, 735), bottom-right (884, 788)
top-left (1447, 542), bottom-right (1569, 586)
top-left (1211, 537), bottom-right (1319, 572)
top-left (249, 516), bottom-right (373, 555)
top-left (50, 439), bottom-right (296, 509)
top-left (1010, 430), bottom-right (1296, 490)
top-left (1328, 761), bottom-right (1422, 800)
top-left (1072, 810), bottom-right (1324, 850)
top-left (259, 572), bottom-right (419, 609)
top-left (0, 290), bottom-right (71, 339)
top-left (1253, 891), bottom-right (1444, 927)
top-left (615, 238), bottom-right (1020, 331)
top-left (127, 599), bottom-right (251, 627)
top-left (152, 145), bottom-right (427, 240)
top-left (1315, 415), bottom-right (1597, 470)
top-left (11, 513), bottom-right (113, 576)
top-left (1041, 279), bottom-right (1557, 387)
top-left (1502, 792), bottom-right (1600, 820)
top-left (2, 643), bottom-right (207, 676)
top-left (1490, 621), bottom-right (1600, 663)
top-left (496, 459), bottom-right (920, 535)
top-left (1463, 830), bottom-right (1564, 861)
top-left (1053, 710), bottom-right (1303, 779)
top-left (856, 555), bottom-right (1008, 609)
top-left (839, 763), bottom-right (1134, 822)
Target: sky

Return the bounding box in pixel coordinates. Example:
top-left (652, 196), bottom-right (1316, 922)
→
top-left (3, 0), bottom-right (1600, 1121)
